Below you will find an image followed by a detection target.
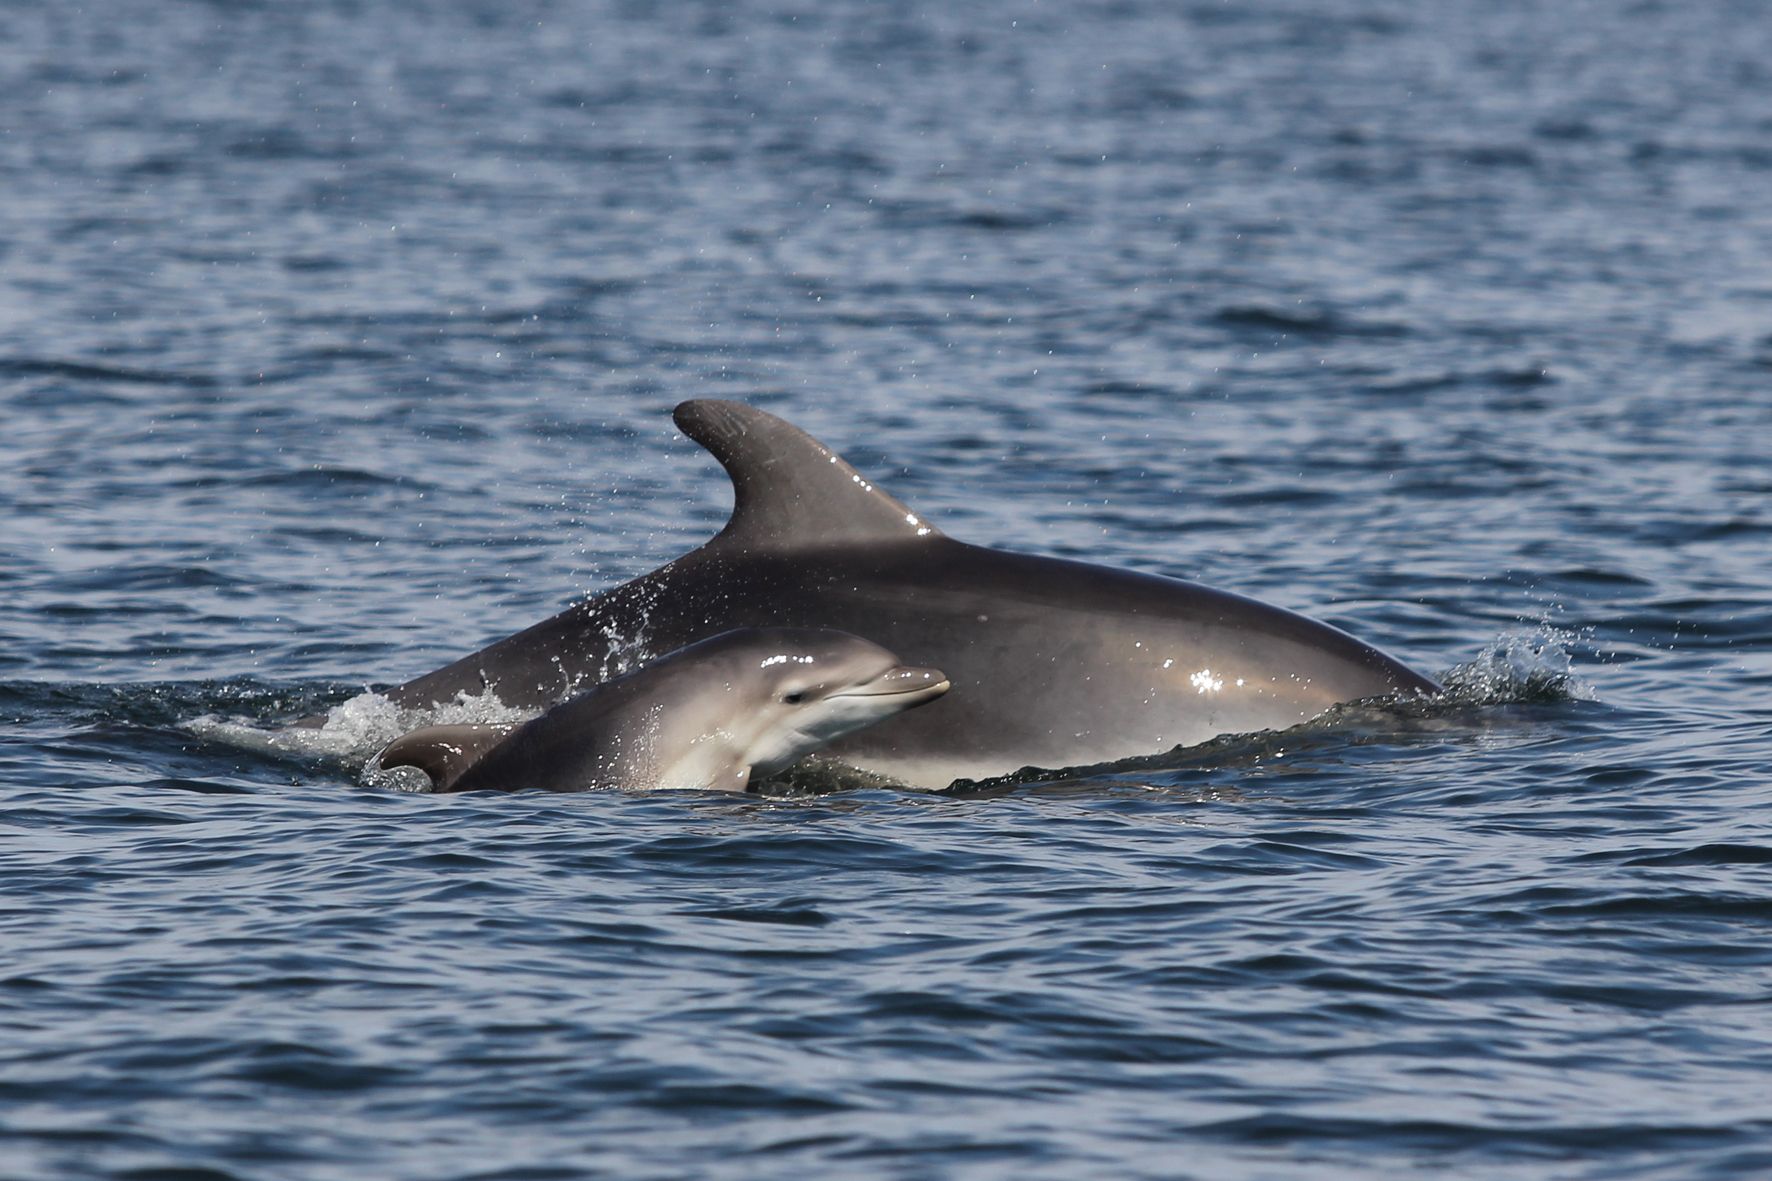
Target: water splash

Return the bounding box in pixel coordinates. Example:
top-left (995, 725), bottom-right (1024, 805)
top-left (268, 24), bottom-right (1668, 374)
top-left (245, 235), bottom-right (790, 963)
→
top-left (1438, 626), bottom-right (1594, 704)
top-left (188, 687), bottom-right (535, 775)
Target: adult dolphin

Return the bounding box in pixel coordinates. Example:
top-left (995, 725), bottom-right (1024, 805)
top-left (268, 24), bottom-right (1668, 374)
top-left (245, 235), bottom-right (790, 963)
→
top-left (378, 628), bottom-right (949, 793)
top-left (375, 400), bottom-right (1440, 788)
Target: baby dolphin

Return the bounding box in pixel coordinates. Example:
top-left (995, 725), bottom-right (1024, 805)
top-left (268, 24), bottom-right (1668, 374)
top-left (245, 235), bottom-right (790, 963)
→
top-left (376, 628), bottom-right (950, 793)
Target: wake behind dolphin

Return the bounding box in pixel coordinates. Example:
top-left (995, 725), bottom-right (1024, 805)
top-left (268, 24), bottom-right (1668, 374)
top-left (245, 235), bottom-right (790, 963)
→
top-left (359, 400), bottom-right (1440, 789)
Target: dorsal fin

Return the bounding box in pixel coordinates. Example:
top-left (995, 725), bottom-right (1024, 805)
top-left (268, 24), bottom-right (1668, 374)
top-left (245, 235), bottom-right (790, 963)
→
top-left (377, 723), bottom-right (517, 790)
top-left (673, 400), bottom-right (944, 550)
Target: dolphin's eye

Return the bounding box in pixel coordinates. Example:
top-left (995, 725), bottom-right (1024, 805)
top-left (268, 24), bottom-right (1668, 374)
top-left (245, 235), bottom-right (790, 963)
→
top-left (783, 691), bottom-right (806, 705)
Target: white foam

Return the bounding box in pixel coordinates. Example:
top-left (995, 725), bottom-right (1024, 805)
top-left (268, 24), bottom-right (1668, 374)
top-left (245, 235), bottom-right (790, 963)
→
top-left (1438, 626), bottom-right (1594, 705)
top-left (188, 687), bottom-right (539, 780)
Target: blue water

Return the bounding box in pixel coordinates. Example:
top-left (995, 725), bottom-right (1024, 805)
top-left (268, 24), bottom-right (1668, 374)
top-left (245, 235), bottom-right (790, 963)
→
top-left (5, 1), bottom-right (1772, 1177)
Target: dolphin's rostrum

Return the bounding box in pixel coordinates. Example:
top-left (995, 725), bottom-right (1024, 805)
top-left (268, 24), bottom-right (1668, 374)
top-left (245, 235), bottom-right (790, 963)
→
top-left (376, 400), bottom-right (1441, 788)
top-left (378, 628), bottom-right (950, 792)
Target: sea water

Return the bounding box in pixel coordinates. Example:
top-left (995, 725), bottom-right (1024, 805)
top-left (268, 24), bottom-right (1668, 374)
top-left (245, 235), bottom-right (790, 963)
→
top-left (4, 2), bottom-right (1771, 1177)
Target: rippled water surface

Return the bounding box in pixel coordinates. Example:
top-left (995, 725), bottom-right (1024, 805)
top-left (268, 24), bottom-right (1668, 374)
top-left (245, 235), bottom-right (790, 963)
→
top-left (6, 2), bottom-right (1772, 1178)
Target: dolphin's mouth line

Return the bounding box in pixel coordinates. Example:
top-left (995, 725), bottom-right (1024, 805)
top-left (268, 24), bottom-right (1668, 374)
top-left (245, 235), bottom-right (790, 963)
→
top-left (834, 674), bottom-right (952, 700)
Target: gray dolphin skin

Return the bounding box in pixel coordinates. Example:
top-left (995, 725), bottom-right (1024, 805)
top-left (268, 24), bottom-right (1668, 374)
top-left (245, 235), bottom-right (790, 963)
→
top-left (378, 628), bottom-right (950, 792)
top-left (378, 400), bottom-right (1441, 788)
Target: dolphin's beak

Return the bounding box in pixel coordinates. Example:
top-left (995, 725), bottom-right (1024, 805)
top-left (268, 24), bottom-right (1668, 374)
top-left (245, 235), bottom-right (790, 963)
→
top-left (839, 666), bottom-right (951, 704)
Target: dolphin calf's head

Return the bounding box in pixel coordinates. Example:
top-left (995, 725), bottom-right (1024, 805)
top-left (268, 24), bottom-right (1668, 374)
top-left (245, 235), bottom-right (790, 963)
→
top-left (689, 628), bottom-right (951, 784)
